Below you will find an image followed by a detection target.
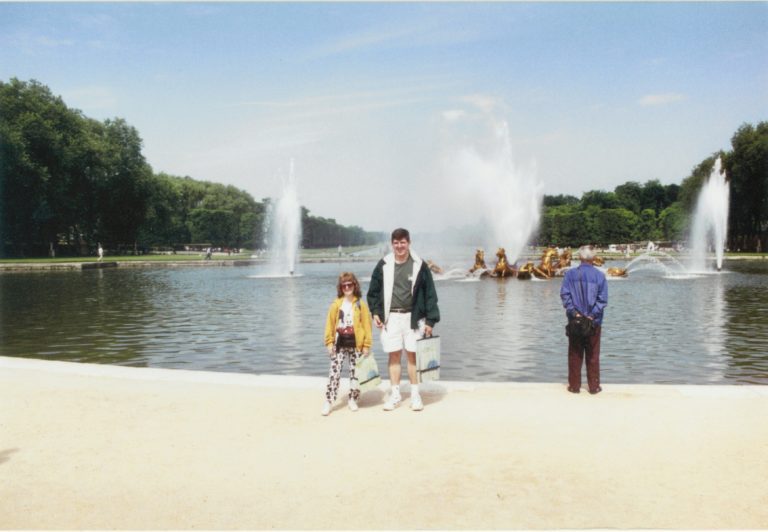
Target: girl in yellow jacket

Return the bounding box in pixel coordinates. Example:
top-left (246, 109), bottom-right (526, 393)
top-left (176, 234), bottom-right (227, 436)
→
top-left (322, 272), bottom-right (373, 416)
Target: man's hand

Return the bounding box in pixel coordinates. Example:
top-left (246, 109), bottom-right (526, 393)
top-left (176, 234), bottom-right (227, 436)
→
top-left (373, 315), bottom-right (383, 329)
top-left (424, 325), bottom-right (433, 337)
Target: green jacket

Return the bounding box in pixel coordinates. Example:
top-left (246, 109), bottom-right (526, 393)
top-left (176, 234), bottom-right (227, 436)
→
top-left (367, 250), bottom-right (440, 330)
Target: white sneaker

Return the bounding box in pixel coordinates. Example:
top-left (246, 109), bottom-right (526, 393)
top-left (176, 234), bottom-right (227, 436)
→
top-left (321, 401), bottom-right (331, 416)
top-left (348, 398), bottom-right (358, 412)
top-left (410, 393), bottom-right (424, 411)
top-left (383, 391), bottom-right (402, 411)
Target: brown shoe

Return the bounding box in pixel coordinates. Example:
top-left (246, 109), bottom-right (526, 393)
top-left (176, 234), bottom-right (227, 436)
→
top-left (589, 386), bottom-right (602, 395)
top-left (567, 386), bottom-right (580, 394)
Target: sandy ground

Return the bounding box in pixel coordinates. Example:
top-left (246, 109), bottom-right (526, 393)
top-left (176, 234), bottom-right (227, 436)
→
top-left (1, 356), bottom-right (767, 530)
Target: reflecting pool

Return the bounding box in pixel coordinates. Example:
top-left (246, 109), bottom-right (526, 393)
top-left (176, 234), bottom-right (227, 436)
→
top-left (1, 259), bottom-right (766, 384)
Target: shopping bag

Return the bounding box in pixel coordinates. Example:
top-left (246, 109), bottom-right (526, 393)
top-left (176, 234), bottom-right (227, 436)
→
top-left (416, 335), bottom-right (441, 383)
top-left (353, 353), bottom-right (382, 393)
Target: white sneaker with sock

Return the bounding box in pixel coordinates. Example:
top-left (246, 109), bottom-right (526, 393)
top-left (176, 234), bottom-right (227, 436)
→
top-left (321, 401), bottom-right (331, 416)
top-left (383, 388), bottom-right (402, 411)
top-left (410, 393), bottom-right (424, 411)
top-left (348, 398), bottom-right (358, 412)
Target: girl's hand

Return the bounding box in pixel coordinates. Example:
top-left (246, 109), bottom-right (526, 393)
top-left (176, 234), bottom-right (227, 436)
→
top-left (362, 348), bottom-right (370, 357)
top-left (327, 345), bottom-right (335, 358)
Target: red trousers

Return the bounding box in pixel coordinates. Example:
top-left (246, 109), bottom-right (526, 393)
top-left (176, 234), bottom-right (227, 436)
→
top-left (568, 325), bottom-right (602, 392)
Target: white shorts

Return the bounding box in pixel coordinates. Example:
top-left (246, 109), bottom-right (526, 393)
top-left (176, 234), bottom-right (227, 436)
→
top-left (380, 312), bottom-right (425, 353)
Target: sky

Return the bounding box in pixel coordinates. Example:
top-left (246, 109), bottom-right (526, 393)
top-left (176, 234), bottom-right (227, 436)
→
top-left (2, 2), bottom-right (767, 236)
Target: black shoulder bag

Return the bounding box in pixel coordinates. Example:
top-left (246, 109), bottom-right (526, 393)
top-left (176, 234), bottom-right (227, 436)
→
top-left (565, 269), bottom-right (596, 338)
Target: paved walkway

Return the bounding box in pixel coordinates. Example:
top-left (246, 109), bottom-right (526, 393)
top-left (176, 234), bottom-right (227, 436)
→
top-left (1, 356), bottom-right (766, 529)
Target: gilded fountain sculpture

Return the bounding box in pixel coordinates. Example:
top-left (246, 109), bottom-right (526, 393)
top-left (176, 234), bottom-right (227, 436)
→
top-left (467, 246), bottom-right (627, 280)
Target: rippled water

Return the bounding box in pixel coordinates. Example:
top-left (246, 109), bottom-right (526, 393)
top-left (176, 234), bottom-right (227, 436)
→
top-left (1, 259), bottom-right (766, 384)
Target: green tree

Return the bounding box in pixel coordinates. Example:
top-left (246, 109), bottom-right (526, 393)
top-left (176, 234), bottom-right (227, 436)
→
top-left (726, 122), bottom-right (768, 251)
top-left (581, 190), bottom-right (619, 210)
top-left (539, 204), bottom-right (591, 247)
top-left (593, 208), bottom-right (638, 245)
top-left (635, 208), bottom-right (662, 241)
top-left (678, 155), bottom-right (719, 213)
top-left (93, 118), bottom-right (152, 251)
top-left (664, 183), bottom-right (680, 205)
top-left (659, 202), bottom-right (688, 241)
top-left (543, 194), bottom-right (579, 207)
top-left (188, 208), bottom-right (236, 246)
top-left (614, 182), bottom-right (642, 213)
top-left (0, 78), bottom-right (92, 255)
top-left (639, 180), bottom-right (669, 214)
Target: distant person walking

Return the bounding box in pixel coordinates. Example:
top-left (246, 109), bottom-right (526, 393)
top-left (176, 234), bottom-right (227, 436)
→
top-left (367, 228), bottom-right (440, 411)
top-left (322, 272), bottom-right (373, 416)
top-left (97, 243), bottom-right (104, 262)
top-left (560, 245), bottom-right (608, 394)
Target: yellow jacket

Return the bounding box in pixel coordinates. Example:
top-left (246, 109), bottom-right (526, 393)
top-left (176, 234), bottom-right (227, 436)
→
top-left (324, 296), bottom-right (373, 352)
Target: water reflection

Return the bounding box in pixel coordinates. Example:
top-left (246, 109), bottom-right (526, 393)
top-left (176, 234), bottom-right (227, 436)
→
top-left (724, 278), bottom-right (768, 384)
top-left (1, 260), bottom-right (766, 384)
top-left (706, 275), bottom-right (727, 379)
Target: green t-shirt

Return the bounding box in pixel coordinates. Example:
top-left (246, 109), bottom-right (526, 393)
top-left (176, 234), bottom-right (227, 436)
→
top-left (391, 255), bottom-right (414, 311)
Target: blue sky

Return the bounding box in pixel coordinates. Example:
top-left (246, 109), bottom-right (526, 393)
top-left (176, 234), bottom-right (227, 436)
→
top-left (2, 2), bottom-right (766, 234)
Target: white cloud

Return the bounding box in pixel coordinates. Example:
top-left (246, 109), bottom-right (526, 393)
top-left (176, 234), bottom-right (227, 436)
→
top-left (70, 13), bottom-right (115, 29)
top-left (305, 13), bottom-right (488, 60)
top-left (442, 109), bottom-right (466, 122)
top-left (228, 77), bottom-right (458, 123)
top-left (638, 93), bottom-right (686, 106)
top-left (34, 35), bottom-right (75, 48)
top-left (462, 94), bottom-right (504, 113)
top-left (311, 26), bottom-right (421, 57)
top-left (5, 32), bottom-right (75, 52)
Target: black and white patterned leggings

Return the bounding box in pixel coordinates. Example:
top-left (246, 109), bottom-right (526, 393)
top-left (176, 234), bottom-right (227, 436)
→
top-left (326, 347), bottom-right (360, 403)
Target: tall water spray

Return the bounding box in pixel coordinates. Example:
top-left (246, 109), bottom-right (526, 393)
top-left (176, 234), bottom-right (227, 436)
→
top-left (448, 119), bottom-right (543, 263)
top-left (264, 160), bottom-right (302, 276)
top-left (689, 156), bottom-right (729, 272)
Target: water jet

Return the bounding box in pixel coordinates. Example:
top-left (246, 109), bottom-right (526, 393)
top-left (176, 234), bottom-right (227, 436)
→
top-left (689, 156), bottom-right (729, 272)
top-left (262, 159), bottom-right (302, 277)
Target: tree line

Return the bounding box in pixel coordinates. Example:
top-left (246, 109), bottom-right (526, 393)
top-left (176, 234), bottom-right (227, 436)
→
top-left (2, 78), bottom-right (765, 256)
top-left (535, 121), bottom-right (767, 251)
top-left (0, 79), bottom-right (382, 257)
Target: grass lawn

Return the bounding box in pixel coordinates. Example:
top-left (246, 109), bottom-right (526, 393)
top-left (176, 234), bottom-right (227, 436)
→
top-left (0, 253), bottom-right (249, 264)
top-left (0, 245), bottom-right (383, 264)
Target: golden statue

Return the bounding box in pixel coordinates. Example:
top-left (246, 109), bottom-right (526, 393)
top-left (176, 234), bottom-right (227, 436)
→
top-left (469, 249), bottom-right (488, 274)
top-left (533, 247), bottom-right (559, 279)
top-left (469, 245), bottom-right (626, 280)
top-left (516, 261), bottom-right (534, 280)
top-left (492, 248), bottom-right (517, 278)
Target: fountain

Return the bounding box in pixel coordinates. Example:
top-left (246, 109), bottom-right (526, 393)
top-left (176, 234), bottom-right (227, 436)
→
top-left (689, 156), bottom-right (729, 272)
top-left (467, 246), bottom-right (578, 280)
top-left (624, 250), bottom-right (691, 277)
top-left (463, 157), bottom-right (728, 281)
top-left (609, 159), bottom-right (729, 279)
top-left (263, 159), bottom-right (302, 277)
top-left (445, 118), bottom-right (543, 265)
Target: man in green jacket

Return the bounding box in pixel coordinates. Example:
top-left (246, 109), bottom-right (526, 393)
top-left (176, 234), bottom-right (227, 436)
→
top-left (367, 228), bottom-right (440, 411)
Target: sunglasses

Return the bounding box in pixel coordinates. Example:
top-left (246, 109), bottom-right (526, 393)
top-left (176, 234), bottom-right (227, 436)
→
top-left (341, 282), bottom-right (355, 289)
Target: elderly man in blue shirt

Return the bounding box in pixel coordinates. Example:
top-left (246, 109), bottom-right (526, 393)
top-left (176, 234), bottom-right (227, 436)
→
top-left (560, 245), bottom-right (608, 394)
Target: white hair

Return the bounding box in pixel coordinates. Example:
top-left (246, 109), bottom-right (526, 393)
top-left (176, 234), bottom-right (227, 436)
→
top-left (578, 245), bottom-right (595, 261)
